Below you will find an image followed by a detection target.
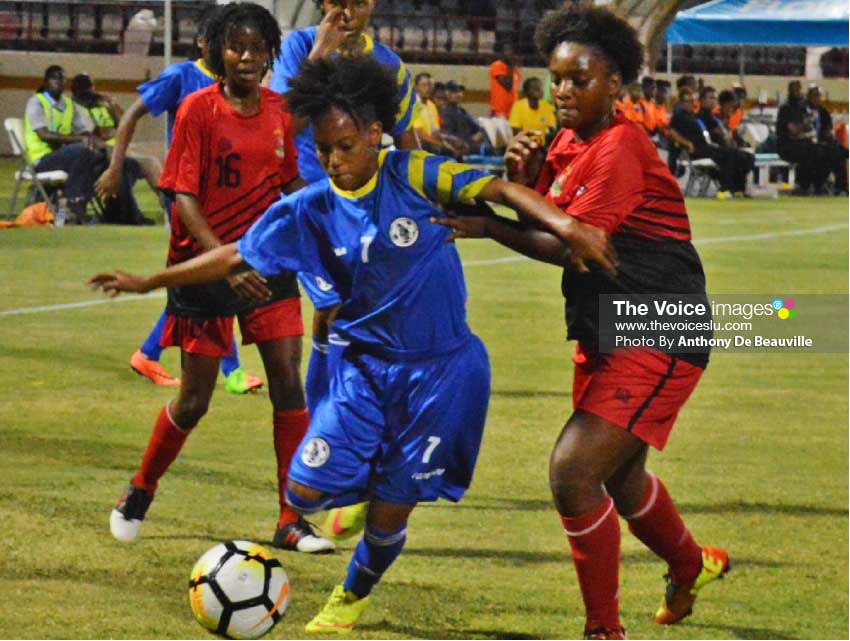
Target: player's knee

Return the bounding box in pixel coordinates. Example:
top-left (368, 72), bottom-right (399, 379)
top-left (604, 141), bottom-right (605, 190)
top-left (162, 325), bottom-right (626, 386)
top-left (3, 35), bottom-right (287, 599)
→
top-left (549, 445), bottom-right (598, 504)
top-left (285, 481), bottom-right (329, 515)
top-left (172, 394), bottom-right (210, 428)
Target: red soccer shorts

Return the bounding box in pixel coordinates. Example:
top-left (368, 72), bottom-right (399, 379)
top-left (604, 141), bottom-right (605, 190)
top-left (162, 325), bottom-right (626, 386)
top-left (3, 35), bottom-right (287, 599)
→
top-left (571, 344), bottom-right (703, 451)
top-left (161, 298), bottom-right (303, 357)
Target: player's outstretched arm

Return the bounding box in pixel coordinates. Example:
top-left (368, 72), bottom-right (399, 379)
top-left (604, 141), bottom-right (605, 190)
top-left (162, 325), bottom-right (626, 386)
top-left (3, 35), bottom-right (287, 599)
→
top-left (96, 98), bottom-right (149, 200)
top-left (87, 244), bottom-right (262, 297)
top-left (432, 211), bottom-right (571, 267)
top-left (476, 179), bottom-right (617, 276)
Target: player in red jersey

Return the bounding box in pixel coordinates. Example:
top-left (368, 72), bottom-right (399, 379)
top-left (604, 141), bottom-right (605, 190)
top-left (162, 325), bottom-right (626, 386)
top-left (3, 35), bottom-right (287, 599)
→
top-left (107, 2), bottom-right (333, 554)
top-left (434, 7), bottom-right (729, 639)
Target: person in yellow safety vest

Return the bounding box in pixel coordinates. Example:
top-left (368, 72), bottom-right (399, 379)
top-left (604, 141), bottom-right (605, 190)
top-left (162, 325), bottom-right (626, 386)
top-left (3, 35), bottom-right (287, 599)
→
top-left (23, 65), bottom-right (107, 223)
top-left (71, 73), bottom-right (162, 204)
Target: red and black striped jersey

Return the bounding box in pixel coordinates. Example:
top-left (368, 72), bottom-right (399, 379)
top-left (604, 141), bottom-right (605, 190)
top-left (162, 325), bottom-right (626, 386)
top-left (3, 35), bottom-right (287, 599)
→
top-left (158, 84), bottom-right (299, 265)
top-left (535, 111), bottom-right (691, 242)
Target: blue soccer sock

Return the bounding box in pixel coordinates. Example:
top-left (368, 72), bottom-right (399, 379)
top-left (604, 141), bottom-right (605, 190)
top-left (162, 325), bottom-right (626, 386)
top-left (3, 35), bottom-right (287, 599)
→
top-left (220, 339), bottom-right (240, 378)
top-left (343, 525), bottom-right (407, 599)
top-left (305, 340), bottom-right (329, 416)
top-left (140, 311), bottom-right (168, 361)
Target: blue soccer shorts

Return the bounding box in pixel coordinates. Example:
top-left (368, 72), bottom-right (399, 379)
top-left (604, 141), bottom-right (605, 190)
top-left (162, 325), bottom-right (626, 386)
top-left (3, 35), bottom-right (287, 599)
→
top-left (288, 335), bottom-right (490, 505)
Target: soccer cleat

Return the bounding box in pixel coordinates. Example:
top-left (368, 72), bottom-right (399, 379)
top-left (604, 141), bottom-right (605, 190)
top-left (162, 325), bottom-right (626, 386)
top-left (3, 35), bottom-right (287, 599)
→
top-left (305, 585), bottom-right (370, 634)
top-left (654, 545), bottom-right (730, 625)
top-left (224, 368), bottom-right (264, 394)
top-left (324, 502), bottom-right (368, 541)
top-left (584, 626), bottom-right (627, 640)
top-left (272, 516), bottom-right (336, 554)
top-left (110, 484), bottom-right (154, 542)
top-left (130, 349), bottom-right (180, 387)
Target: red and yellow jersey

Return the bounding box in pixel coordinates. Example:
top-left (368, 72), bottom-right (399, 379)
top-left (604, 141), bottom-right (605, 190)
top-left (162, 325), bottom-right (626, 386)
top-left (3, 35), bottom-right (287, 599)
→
top-left (159, 84), bottom-right (298, 265)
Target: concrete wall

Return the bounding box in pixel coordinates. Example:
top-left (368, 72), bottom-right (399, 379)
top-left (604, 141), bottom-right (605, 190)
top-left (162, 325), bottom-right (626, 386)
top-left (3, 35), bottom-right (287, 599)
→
top-left (2, 50), bottom-right (847, 155)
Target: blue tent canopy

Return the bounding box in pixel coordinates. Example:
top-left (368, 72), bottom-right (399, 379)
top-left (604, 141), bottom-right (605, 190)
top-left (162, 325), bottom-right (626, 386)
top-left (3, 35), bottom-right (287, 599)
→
top-left (666, 0), bottom-right (849, 47)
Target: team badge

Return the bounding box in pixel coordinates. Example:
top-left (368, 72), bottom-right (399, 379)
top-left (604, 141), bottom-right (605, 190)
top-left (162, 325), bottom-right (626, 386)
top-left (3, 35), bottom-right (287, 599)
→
top-left (301, 438), bottom-right (330, 468)
top-left (549, 166), bottom-right (571, 198)
top-left (389, 217), bottom-right (419, 247)
top-left (315, 275), bottom-right (334, 292)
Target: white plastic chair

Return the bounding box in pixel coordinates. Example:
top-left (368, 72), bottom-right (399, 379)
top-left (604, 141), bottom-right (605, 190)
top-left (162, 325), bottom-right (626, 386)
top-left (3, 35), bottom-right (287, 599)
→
top-left (4, 118), bottom-right (68, 217)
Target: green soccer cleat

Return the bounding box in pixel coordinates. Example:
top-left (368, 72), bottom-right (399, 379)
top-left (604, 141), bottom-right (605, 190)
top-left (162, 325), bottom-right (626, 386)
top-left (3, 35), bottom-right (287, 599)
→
top-left (305, 585), bottom-right (370, 634)
top-left (224, 368), bottom-right (264, 394)
top-left (324, 502), bottom-right (368, 541)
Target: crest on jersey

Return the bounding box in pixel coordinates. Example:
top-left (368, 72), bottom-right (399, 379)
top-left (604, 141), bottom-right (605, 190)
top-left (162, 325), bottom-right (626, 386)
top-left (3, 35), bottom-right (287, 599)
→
top-left (315, 275), bottom-right (334, 292)
top-left (389, 217), bottom-right (419, 247)
top-left (301, 438), bottom-right (330, 468)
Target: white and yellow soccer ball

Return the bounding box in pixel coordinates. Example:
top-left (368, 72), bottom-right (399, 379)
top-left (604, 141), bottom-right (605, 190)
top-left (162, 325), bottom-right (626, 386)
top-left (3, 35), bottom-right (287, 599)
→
top-left (188, 541), bottom-right (290, 639)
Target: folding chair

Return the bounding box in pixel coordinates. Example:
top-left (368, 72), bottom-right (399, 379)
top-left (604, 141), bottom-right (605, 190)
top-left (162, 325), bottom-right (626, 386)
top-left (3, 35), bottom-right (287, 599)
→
top-left (4, 117), bottom-right (68, 217)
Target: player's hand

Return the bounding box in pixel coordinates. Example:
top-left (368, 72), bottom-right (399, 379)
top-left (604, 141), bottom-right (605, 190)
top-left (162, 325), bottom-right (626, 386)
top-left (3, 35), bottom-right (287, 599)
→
top-left (95, 167), bottom-right (120, 200)
top-left (430, 215), bottom-right (489, 241)
top-left (561, 220), bottom-right (617, 277)
top-left (505, 132), bottom-right (544, 187)
top-left (309, 8), bottom-right (351, 60)
top-left (226, 270), bottom-right (272, 303)
top-left (87, 271), bottom-right (149, 296)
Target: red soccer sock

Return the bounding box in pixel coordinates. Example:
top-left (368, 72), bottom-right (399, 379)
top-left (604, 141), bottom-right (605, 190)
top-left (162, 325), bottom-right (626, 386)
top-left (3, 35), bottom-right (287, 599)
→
top-left (273, 408), bottom-right (309, 528)
top-left (623, 474), bottom-right (702, 584)
top-left (131, 404), bottom-right (190, 496)
top-left (561, 496), bottom-right (622, 632)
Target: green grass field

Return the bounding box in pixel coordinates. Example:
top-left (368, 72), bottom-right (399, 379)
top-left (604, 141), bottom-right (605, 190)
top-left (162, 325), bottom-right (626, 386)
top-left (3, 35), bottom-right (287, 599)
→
top-left (0, 160), bottom-right (847, 640)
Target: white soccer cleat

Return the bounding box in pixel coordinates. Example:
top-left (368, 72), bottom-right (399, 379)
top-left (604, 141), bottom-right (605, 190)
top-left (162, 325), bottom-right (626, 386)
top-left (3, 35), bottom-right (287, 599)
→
top-left (272, 517), bottom-right (336, 554)
top-left (109, 484), bottom-right (153, 542)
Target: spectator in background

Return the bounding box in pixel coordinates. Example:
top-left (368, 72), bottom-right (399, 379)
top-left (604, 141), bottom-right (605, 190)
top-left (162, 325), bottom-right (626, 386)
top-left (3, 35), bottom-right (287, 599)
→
top-left (670, 88), bottom-right (751, 197)
top-left (651, 81), bottom-right (691, 156)
top-left (806, 85), bottom-right (848, 193)
top-left (674, 74), bottom-right (698, 114)
top-left (70, 73), bottom-right (152, 225)
top-left (729, 84), bottom-right (747, 131)
top-left (439, 81), bottom-right (490, 155)
top-left (488, 41), bottom-right (521, 118)
top-left (621, 81), bottom-right (653, 134)
top-left (72, 73), bottom-right (161, 198)
top-left (432, 81), bottom-right (448, 111)
top-left (412, 72), bottom-right (464, 158)
top-left (717, 90), bottom-right (747, 149)
top-left (776, 80), bottom-right (847, 194)
top-left (23, 65), bottom-right (105, 223)
top-left (508, 77), bottom-right (556, 142)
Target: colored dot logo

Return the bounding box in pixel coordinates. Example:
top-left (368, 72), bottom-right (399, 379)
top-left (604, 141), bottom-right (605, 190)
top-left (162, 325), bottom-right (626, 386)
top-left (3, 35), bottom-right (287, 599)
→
top-left (772, 298), bottom-right (796, 320)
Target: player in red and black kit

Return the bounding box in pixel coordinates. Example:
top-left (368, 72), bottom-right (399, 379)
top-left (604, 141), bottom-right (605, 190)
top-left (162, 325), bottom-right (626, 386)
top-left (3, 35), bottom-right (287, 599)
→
top-left (435, 6), bottom-right (729, 639)
top-left (106, 3), bottom-right (333, 554)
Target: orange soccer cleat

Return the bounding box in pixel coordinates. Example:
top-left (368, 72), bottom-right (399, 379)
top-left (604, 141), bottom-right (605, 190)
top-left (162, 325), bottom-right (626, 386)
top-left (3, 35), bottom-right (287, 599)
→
top-left (654, 545), bottom-right (730, 625)
top-left (130, 349), bottom-right (181, 387)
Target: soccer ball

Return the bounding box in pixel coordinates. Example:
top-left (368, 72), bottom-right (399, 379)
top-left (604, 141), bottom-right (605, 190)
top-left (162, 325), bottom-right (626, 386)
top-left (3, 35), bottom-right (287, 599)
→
top-left (188, 541), bottom-right (290, 639)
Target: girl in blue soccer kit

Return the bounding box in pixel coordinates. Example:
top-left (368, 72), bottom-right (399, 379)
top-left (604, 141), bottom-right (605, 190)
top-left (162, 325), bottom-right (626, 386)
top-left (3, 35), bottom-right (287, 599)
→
top-left (89, 57), bottom-right (615, 632)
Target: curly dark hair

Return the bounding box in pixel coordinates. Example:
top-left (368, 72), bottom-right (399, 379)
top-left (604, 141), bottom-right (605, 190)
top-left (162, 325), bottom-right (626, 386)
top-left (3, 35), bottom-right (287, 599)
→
top-left (206, 2), bottom-right (282, 78)
top-left (285, 57), bottom-right (399, 133)
top-left (534, 6), bottom-right (643, 85)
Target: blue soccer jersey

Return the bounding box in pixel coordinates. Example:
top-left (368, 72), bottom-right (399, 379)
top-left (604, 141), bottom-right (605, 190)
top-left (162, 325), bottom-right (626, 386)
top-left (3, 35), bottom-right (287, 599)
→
top-left (238, 150), bottom-right (495, 359)
top-left (137, 59), bottom-right (216, 142)
top-left (269, 28), bottom-right (416, 183)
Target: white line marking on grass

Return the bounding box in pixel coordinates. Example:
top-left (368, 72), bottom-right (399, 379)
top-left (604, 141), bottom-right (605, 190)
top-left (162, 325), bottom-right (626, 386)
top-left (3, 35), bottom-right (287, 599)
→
top-left (1, 223), bottom-right (846, 317)
top-left (0, 292), bottom-right (165, 316)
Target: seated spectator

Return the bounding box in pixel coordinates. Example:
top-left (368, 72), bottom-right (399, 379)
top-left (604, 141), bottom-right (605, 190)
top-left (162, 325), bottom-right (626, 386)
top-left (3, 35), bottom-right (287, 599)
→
top-left (729, 84), bottom-right (747, 131)
top-left (777, 81), bottom-right (848, 194)
top-left (717, 90), bottom-right (748, 148)
top-left (670, 88), bottom-right (753, 197)
top-left (23, 65), bottom-right (106, 223)
top-left (806, 85), bottom-right (847, 193)
top-left (508, 77), bottom-right (556, 142)
top-left (621, 81), bottom-right (653, 134)
top-left (71, 73), bottom-right (155, 225)
top-left (640, 75), bottom-right (657, 128)
top-left (411, 72), bottom-right (464, 158)
top-left (650, 82), bottom-right (691, 155)
top-left (439, 81), bottom-right (491, 155)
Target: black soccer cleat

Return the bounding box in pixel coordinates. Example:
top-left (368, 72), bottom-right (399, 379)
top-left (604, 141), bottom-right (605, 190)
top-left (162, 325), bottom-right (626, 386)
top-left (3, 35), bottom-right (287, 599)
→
top-left (272, 516), bottom-right (335, 554)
